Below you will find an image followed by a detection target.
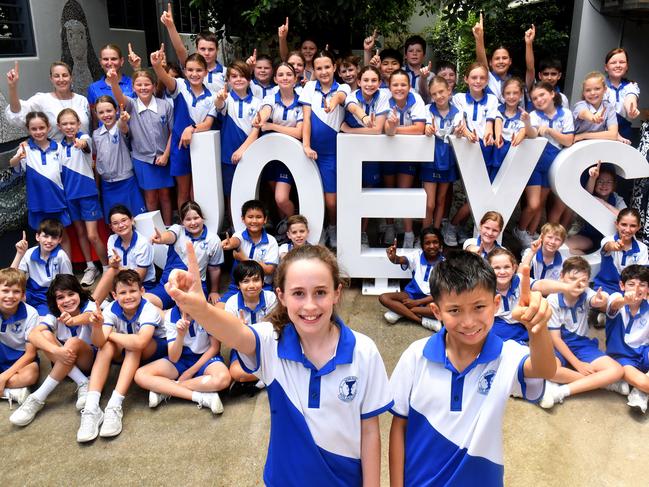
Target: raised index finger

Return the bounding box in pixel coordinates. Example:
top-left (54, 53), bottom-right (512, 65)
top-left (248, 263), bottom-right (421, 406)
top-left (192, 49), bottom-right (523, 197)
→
top-left (285, 17), bottom-right (289, 28)
top-left (14, 60), bottom-right (19, 73)
top-left (167, 2), bottom-right (172, 14)
top-left (128, 42), bottom-right (134, 54)
top-left (518, 264), bottom-right (531, 307)
top-left (184, 241), bottom-right (202, 291)
top-left (479, 11), bottom-right (483, 26)
top-left (22, 231), bottom-right (26, 241)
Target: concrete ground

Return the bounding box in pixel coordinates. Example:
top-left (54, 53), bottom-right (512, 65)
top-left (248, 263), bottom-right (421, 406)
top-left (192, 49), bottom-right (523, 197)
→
top-left (1, 286), bottom-right (647, 487)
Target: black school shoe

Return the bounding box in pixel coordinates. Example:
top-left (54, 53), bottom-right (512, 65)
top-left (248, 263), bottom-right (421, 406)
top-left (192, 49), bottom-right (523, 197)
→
top-left (229, 380), bottom-right (263, 398)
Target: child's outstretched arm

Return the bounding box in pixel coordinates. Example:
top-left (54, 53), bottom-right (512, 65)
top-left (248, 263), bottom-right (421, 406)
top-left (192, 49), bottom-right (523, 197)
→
top-left (513, 265), bottom-right (556, 379)
top-left (386, 239), bottom-right (408, 266)
top-left (521, 237), bottom-right (542, 268)
top-left (160, 2), bottom-right (188, 66)
top-left (302, 106), bottom-right (318, 159)
top-left (585, 160), bottom-right (600, 194)
top-left (106, 68), bottom-right (128, 109)
top-left (166, 242), bottom-right (257, 355)
top-left (278, 17), bottom-right (289, 61)
top-left (11, 231), bottom-right (28, 269)
top-left (524, 25), bottom-right (536, 92)
top-left (150, 44), bottom-right (177, 94)
top-left (231, 127), bottom-right (260, 164)
top-left (472, 12), bottom-right (489, 69)
top-left (363, 29), bottom-right (377, 67)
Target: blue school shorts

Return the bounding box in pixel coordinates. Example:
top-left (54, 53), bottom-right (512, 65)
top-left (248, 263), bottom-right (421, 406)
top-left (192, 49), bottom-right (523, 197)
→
top-left (149, 280), bottom-right (209, 310)
top-left (67, 195), bottom-right (103, 222)
top-left (126, 336), bottom-right (167, 365)
top-left (170, 141), bottom-right (191, 177)
top-left (266, 161), bottom-right (294, 185)
top-left (317, 153), bottom-right (337, 193)
top-left (612, 345), bottom-right (649, 372)
top-left (362, 162), bottom-right (382, 187)
top-left (491, 317), bottom-right (529, 344)
top-left (0, 342), bottom-right (34, 372)
top-left (421, 166), bottom-right (457, 183)
top-left (28, 209), bottom-right (71, 231)
top-left (132, 158), bottom-right (174, 190)
top-left (527, 144), bottom-right (559, 188)
top-left (555, 334), bottom-right (605, 366)
top-left (101, 177), bottom-right (146, 223)
top-left (169, 352), bottom-right (224, 376)
top-left (221, 163), bottom-right (236, 196)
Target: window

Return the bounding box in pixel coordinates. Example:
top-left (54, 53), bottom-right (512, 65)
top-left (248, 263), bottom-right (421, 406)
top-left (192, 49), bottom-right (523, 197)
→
top-left (0, 0), bottom-right (36, 57)
top-left (173, 0), bottom-right (208, 34)
top-left (107, 0), bottom-right (145, 30)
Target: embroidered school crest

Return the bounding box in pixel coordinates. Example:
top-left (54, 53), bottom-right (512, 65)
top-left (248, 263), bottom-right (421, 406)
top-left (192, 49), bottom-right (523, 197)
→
top-left (111, 133), bottom-right (119, 144)
top-left (160, 115), bottom-right (167, 125)
top-left (338, 376), bottom-right (358, 402)
top-left (478, 369), bottom-right (497, 395)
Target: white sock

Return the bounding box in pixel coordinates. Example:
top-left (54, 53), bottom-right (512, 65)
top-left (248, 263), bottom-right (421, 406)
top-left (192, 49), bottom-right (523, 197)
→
top-left (106, 390), bottom-right (124, 409)
top-left (67, 367), bottom-right (88, 386)
top-left (85, 261), bottom-right (94, 269)
top-left (32, 375), bottom-right (59, 402)
top-left (85, 391), bottom-right (101, 411)
top-left (191, 391), bottom-right (205, 404)
top-left (404, 231), bottom-right (414, 237)
top-left (557, 384), bottom-right (571, 400)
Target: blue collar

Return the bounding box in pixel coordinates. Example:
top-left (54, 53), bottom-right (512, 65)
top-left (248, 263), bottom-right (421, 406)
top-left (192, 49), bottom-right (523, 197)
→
top-left (0, 302), bottom-right (27, 325)
top-left (420, 251), bottom-right (443, 267)
top-left (465, 92), bottom-right (488, 106)
top-left (274, 90), bottom-right (300, 110)
top-left (428, 103), bottom-right (460, 127)
top-left (498, 104), bottom-right (522, 121)
top-left (253, 78), bottom-right (276, 89)
top-left (231, 88), bottom-right (254, 104)
top-left (241, 229), bottom-right (269, 245)
top-left (30, 245), bottom-right (61, 266)
top-left (111, 298), bottom-right (146, 324)
top-left (28, 138), bottom-right (57, 153)
top-left (389, 92), bottom-right (417, 112)
top-left (536, 107), bottom-right (565, 124)
top-left (613, 233), bottom-right (640, 265)
top-left (237, 291), bottom-right (267, 322)
top-left (535, 248), bottom-right (562, 268)
top-left (499, 274), bottom-right (520, 312)
top-left (423, 327), bottom-right (503, 374)
top-left (115, 230), bottom-right (137, 252)
top-left (606, 78), bottom-right (629, 92)
top-left (491, 71), bottom-right (510, 83)
top-left (476, 236), bottom-right (500, 258)
top-left (356, 89), bottom-right (380, 111)
top-left (315, 80), bottom-right (340, 96)
top-left (558, 292), bottom-right (587, 314)
top-left (60, 132), bottom-right (85, 155)
top-left (277, 316), bottom-right (355, 375)
top-left (184, 225), bottom-right (208, 242)
top-left (183, 79), bottom-right (212, 106)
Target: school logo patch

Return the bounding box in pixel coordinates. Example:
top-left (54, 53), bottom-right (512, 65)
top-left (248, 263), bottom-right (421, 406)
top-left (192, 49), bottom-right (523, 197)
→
top-left (338, 376), bottom-right (358, 402)
top-left (478, 369), bottom-right (497, 395)
top-left (111, 134), bottom-right (119, 144)
top-left (160, 115), bottom-right (167, 125)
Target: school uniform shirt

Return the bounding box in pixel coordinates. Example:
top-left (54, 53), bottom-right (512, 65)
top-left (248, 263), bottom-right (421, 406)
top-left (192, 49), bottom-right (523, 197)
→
top-left (160, 224), bottom-right (223, 283)
top-left (123, 96), bottom-right (174, 163)
top-left (225, 290), bottom-right (277, 325)
top-left (557, 89), bottom-right (570, 110)
top-left (169, 78), bottom-right (217, 141)
top-left (238, 318), bottom-right (393, 487)
top-left (390, 328), bottom-right (543, 486)
top-left (16, 139), bottom-right (67, 212)
top-left (37, 300), bottom-right (96, 346)
top-left (92, 124), bottom-right (134, 182)
top-left (103, 298), bottom-right (164, 338)
top-left (232, 229), bottom-right (279, 286)
top-left (494, 274), bottom-right (536, 324)
top-left (425, 104), bottom-right (463, 172)
top-left (529, 108), bottom-right (575, 149)
top-left (0, 302), bottom-right (39, 355)
top-left (604, 78), bottom-right (640, 130)
top-left (59, 133), bottom-right (97, 200)
top-left (214, 89), bottom-right (261, 165)
top-left (260, 91), bottom-right (303, 128)
top-left (298, 80), bottom-right (351, 156)
top-left (278, 242), bottom-right (293, 256)
top-left (87, 74), bottom-right (134, 106)
top-left (522, 248), bottom-right (563, 281)
top-left (19, 246), bottom-right (73, 301)
top-left (400, 250), bottom-right (444, 300)
top-left (487, 71), bottom-right (510, 103)
top-left (388, 92), bottom-right (427, 127)
top-left (605, 294), bottom-right (649, 355)
top-left (4, 92), bottom-right (91, 140)
top-left (165, 306), bottom-right (211, 355)
top-left (344, 89), bottom-right (390, 128)
top-left (107, 231), bottom-right (156, 284)
top-left (251, 79), bottom-right (278, 100)
top-left (452, 92), bottom-right (500, 139)
top-left (497, 105), bottom-right (525, 142)
top-left (404, 64), bottom-right (421, 91)
top-left (572, 100), bottom-right (618, 134)
top-left (594, 234), bottom-right (649, 294)
top-left (547, 289), bottom-right (597, 338)
top-left (462, 237), bottom-right (502, 260)
top-left (205, 63), bottom-right (226, 93)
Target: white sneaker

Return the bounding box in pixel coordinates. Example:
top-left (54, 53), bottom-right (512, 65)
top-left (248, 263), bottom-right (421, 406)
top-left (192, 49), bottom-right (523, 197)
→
top-left (627, 387), bottom-right (649, 413)
top-left (149, 390), bottom-right (170, 408)
top-left (77, 407), bottom-right (104, 442)
top-left (75, 382), bottom-right (89, 411)
top-left (539, 381), bottom-right (560, 409)
top-left (605, 380), bottom-right (630, 396)
top-left (361, 232), bottom-right (369, 250)
top-left (383, 224), bottom-right (396, 245)
top-left (421, 317), bottom-right (442, 332)
top-left (327, 225), bottom-right (337, 249)
top-left (442, 223), bottom-right (458, 247)
top-left (80, 266), bottom-right (100, 287)
top-left (513, 227), bottom-right (532, 248)
top-left (403, 232), bottom-right (415, 249)
top-left (198, 392), bottom-right (224, 415)
top-left (9, 394), bottom-right (45, 426)
top-left (383, 310), bottom-right (402, 324)
top-left (2, 387), bottom-right (29, 409)
top-left (99, 406), bottom-right (123, 437)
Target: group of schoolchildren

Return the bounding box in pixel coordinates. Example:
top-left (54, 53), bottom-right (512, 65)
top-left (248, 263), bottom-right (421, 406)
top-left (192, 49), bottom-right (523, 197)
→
top-left (1, 5), bottom-right (648, 485)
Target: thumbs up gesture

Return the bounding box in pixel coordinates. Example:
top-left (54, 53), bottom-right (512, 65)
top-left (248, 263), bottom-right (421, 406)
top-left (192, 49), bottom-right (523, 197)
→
top-left (511, 265), bottom-right (551, 334)
top-left (591, 287), bottom-right (609, 309)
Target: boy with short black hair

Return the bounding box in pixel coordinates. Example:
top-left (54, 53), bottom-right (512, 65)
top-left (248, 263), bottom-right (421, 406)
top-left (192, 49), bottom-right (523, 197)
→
top-left (605, 264), bottom-right (649, 412)
top-left (540, 256), bottom-right (623, 409)
top-left (77, 269), bottom-right (166, 442)
top-left (0, 268), bottom-right (39, 407)
top-left (11, 219), bottom-right (72, 315)
top-left (389, 251), bottom-right (556, 485)
top-left (220, 200), bottom-right (279, 303)
top-left (537, 58), bottom-right (569, 109)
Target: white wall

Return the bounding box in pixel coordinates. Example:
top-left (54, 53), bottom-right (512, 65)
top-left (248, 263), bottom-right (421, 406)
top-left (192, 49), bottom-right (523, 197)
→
top-left (0, 0), bottom-right (146, 103)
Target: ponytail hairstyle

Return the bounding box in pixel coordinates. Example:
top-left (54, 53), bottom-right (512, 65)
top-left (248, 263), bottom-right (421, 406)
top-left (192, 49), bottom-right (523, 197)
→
top-left (267, 245), bottom-right (348, 338)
